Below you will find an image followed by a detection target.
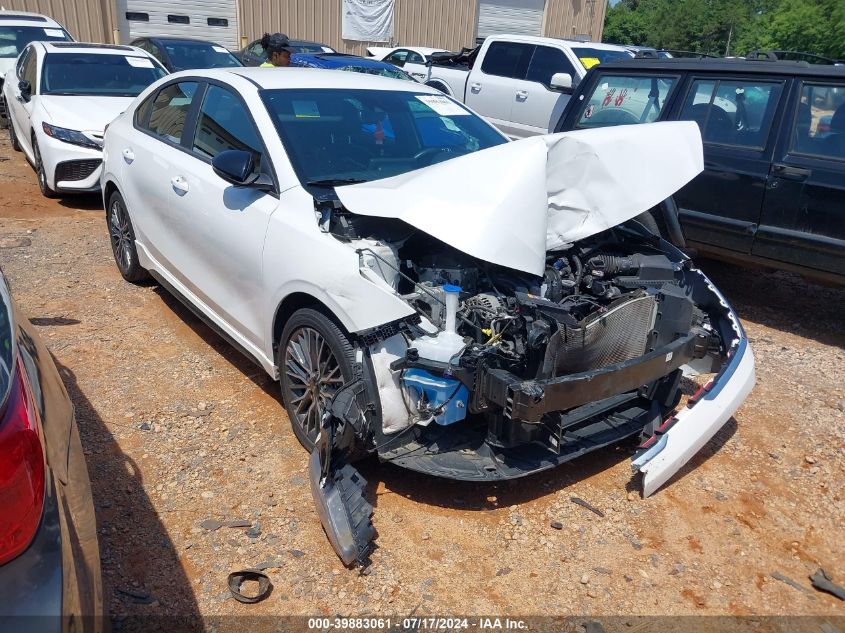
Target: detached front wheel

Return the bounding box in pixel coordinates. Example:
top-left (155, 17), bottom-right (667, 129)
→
top-left (279, 308), bottom-right (355, 452)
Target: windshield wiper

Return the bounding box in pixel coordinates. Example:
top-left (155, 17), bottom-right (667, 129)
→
top-left (306, 178), bottom-right (369, 188)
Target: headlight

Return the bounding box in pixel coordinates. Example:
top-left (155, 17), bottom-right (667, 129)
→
top-left (41, 122), bottom-right (101, 150)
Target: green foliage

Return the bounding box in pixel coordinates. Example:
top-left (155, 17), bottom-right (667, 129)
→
top-left (603, 0), bottom-right (845, 59)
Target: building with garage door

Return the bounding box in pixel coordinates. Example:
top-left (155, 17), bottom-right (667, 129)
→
top-left (0, 0), bottom-right (605, 55)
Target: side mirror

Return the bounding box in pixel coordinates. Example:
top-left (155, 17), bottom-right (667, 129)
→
top-left (18, 80), bottom-right (32, 102)
top-left (212, 150), bottom-right (257, 186)
top-left (550, 72), bottom-right (573, 93)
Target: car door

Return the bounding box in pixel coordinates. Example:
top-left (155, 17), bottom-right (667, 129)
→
top-left (509, 44), bottom-right (578, 138)
top-left (167, 82), bottom-right (279, 348)
top-left (752, 79), bottom-right (845, 276)
top-left (672, 74), bottom-right (787, 254)
top-left (119, 80), bottom-right (201, 272)
top-left (8, 45), bottom-right (37, 156)
top-left (465, 40), bottom-right (534, 137)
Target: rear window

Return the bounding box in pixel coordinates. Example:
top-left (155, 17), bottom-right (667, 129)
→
top-left (576, 74), bottom-right (678, 128)
top-left (571, 47), bottom-right (634, 70)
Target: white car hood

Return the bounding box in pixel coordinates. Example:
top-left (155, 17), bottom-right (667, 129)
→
top-left (38, 95), bottom-right (134, 134)
top-left (0, 59), bottom-right (15, 79)
top-left (336, 121), bottom-right (703, 276)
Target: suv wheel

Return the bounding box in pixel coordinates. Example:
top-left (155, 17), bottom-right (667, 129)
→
top-left (107, 190), bottom-right (149, 283)
top-left (279, 308), bottom-right (355, 452)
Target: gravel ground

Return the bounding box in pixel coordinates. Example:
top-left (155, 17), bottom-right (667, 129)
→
top-left (0, 132), bottom-right (843, 626)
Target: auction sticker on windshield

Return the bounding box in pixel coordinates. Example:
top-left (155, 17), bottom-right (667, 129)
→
top-left (292, 100), bottom-right (321, 118)
top-left (416, 95), bottom-right (469, 116)
top-left (213, 46), bottom-right (228, 53)
top-left (44, 28), bottom-right (65, 38)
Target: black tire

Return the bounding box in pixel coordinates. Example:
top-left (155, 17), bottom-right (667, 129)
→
top-left (635, 211), bottom-right (662, 237)
top-left (8, 117), bottom-right (21, 151)
top-left (107, 190), bottom-right (150, 283)
top-left (32, 138), bottom-right (56, 198)
top-left (278, 308), bottom-right (355, 452)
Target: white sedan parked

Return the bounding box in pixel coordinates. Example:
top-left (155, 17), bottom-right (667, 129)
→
top-left (101, 68), bottom-right (753, 565)
top-left (368, 46), bottom-right (449, 81)
top-left (3, 42), bottom-right (166, 196)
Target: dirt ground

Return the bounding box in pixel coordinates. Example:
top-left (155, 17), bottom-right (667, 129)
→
top-left (0, 131), bottom-right (843, 628)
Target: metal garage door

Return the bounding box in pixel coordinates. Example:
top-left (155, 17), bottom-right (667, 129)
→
top-left (476, 0), bottom-right (546, 41)
top-left (116, 0), bottom-right (239, 51)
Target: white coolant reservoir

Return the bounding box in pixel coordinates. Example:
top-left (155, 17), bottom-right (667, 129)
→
top-left (412, 284), bottom-right (466, 364)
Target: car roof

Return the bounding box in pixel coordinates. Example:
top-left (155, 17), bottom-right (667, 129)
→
top-left (0, 10), bottom-right (64, 29)
top-left (292, 53), bottom-right (396, 69)
top-left (389, 46), bottom-right (447, 55)
top-left (140, 36), bottom-right (228, 47)
top-left (600, 57), bottom-right (845, 78)
top-left (40, 41), bottom-right (148, 56)
top-left (176, 66), bottom-right (441, 92)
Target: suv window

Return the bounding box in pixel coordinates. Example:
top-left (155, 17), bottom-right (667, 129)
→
top-left (790, 82), bottom-right (845, 161)
top-left (480, 41), bottom-right (533, 80)
top-left (680, 78), bottom-right (783, 149)
top-left (407, 51), bottom-right (425, 64)
top-left (192, 85), bottom-right (262, 161)
top-left (147, 81), bottom-right (199, 144)
top-left (247, 41), bottom-right (265, 59)
top-left (525, 45), bottom-right (576, 89)
top-left (576, 74), bottom-right (678, 128)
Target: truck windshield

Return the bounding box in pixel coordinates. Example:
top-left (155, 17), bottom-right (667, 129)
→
top-left (41, 53), bottom-right (167, 96)
top-left (261, 88), bottom-right (507, 188)
top-left (575, 74), bottom-right (678, 128)
top-left (0, 25), bottom-right (71, 58)
top-left (572, 47), bottom-right (634, 70)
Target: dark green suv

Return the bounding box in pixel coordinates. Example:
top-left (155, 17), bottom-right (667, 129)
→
top-left (554, 58), bottom-right (845, 285)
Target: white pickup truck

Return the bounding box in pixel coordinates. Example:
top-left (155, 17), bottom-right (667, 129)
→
top-left (408, 34), bottom-right (634, 138)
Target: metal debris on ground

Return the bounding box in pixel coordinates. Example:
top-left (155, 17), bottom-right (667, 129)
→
top-left (810, 568), bottom-right (845, 600)
top-left (770, 571), bottom-right (816, 598)
top-left (570, 496), bottom-right (605, 518)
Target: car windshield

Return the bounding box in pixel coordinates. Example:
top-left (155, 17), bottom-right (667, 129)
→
top-left (291, 43), bottom-right (329, 53)
top-left (338, 65), bottom-right (415, 81)
top-left (575, 74), bottom-right (678, 128)
top-left (41, 53), bottom-right (167, 96)
top-left (162, 41), bottom-right (241, 70)
top-left (572, 47), bottom-right (634, 70)
top-left (261, 88), bottom-right (506, 187)
top-left (0, 25), bottom-right (71, 58)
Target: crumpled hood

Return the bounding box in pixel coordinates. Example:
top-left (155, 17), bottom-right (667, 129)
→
top-left (336, 121), bottom-right (703, 276)
top-left (39, 95), bottom-right (134, 135)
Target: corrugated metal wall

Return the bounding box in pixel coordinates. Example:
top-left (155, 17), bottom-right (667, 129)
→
top-left (1, 0), bottom-right (116, 43)
top-left (239, 0), bottom-right (478, 56)
top-left (544, 0), bottom-right (606, 41)
top-left (1, 0), bottom-right (605, 54)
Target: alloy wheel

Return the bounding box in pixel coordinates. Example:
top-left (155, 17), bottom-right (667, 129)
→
top-left (284, 326), bottom-right (345, 444)
top-left (109, 199), bottom-right (133, 274)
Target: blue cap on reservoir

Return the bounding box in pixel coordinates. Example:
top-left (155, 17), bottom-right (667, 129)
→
top-left (442, 284), bottom-right (462, 294)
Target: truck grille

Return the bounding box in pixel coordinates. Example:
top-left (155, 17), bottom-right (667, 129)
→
top-left (55, 159), bottom-right (101, 182)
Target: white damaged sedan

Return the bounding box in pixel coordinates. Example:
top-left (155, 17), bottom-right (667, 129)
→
top-left (101, 68), bottom-right (755, 565)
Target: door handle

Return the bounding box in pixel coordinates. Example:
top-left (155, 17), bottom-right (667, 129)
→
top-left (470, 82), bottom-right (482, 92)
top-left (772, 163), bottom-right (810, 181)
top-left (516, 90), bottom-right (528, 100)
top-left (170, 175), bottom-right (189, 194)
top-left (122, 148), bottom-right (135, 164)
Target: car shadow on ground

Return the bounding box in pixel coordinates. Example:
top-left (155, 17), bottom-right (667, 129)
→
top-left (696, 258), bottom-right (845, 348)
top-left (55, 361), bottom-right (204, 633)
top-left (59, 193), bottom-right (103, 211)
